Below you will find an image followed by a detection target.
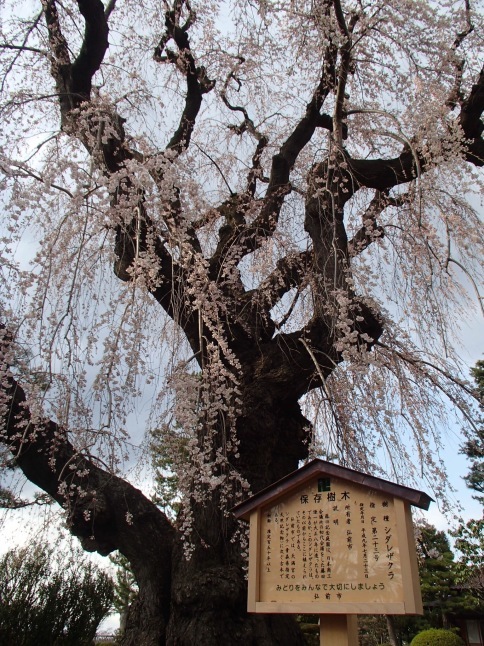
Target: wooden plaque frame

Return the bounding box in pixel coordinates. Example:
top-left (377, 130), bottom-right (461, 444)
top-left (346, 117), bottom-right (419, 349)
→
top-left (233, 459), bottom-right (432, 616)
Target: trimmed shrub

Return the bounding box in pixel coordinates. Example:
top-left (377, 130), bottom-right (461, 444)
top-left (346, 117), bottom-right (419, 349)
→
top-left (410, 628), bottom-right (465, 646)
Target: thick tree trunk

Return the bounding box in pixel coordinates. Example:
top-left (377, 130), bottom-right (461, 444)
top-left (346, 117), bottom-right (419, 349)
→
top-left (167, 541), bottom-right (306, 646)
top-left (164, 393), bottom-right (310, 646)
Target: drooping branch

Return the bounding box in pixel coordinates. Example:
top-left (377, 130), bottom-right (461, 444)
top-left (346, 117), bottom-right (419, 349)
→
top-left (41, 0), bottom-right (70, 68)
top-left (1, 345), bottom-right (176, 642)
top-left (220, 59), bottom-right (271, 197)
top-left (2, 373), bottom-right (175, 555)
top-left (246, 250), bottom-right (312, 316)
top-left (42, 0), bottom-right (109, 118)
top-left (344, 65), bottom-right (484, 191)
top-left (446, 0), bottom-right (474, 109)
top-left (0, 10), bottom-right (44, 93)
top-left (40, 2), bottom-right (206, 341)
top-left (154, 1), bottom-right (215, 156)
top-left (72, 0), bottom-right (109, 97)
top-left (210, 34), bottom-right (339, 271)
top-left (348, 190), bottom-right (408, 256)
top-left (0, 486), bottom-right (52, 509)
top-left (203, 2), bottom-right (339, 277)
top-left (460, 65), bottom-right (484, 166)
top-left (374, 339), bottom-right (479, 434)
top-left (332, 0), bottom-right (359, 145)
top-left (344, 148), bottom-right (420, 191)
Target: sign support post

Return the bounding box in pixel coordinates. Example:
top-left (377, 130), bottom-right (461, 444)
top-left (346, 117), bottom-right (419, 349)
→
top-left (319, 614), bottom-right (358, 646)
top-left (233, 458), bottom-right (432, 646)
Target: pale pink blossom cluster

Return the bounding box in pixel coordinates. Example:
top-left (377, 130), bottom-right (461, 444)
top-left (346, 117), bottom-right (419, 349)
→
top-left (0, 0), bottom-right (482, 541)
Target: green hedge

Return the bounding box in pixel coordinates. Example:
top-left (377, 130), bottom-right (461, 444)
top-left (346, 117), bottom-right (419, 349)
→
top-left (410, 628), bottom-right (465, 646)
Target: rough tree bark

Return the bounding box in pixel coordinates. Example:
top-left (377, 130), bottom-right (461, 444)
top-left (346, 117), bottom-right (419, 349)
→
top-left (1, 1), bottom-right (483, 645)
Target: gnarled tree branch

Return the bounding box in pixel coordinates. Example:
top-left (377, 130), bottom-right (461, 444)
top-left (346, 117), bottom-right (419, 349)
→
top-left (1, 346), bottom-right (175, 642)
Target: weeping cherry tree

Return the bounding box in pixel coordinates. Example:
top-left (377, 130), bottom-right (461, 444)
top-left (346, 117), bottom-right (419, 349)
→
top-left (0, 0), bottom-right (483, 643)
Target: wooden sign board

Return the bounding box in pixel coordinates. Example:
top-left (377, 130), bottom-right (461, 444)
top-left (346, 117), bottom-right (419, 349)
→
top-left (233, 459), bottom-right (432, 616)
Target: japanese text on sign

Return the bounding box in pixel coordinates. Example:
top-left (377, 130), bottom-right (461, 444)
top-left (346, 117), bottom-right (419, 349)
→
top-left (259, 478), bottom-right (402, 604)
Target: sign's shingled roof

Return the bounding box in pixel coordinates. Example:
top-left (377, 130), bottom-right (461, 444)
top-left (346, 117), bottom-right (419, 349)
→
top-left (233, 458), bottom-right (433, 521)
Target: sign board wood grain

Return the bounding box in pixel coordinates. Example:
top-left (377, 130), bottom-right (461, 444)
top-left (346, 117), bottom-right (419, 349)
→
top-left (233, 459), bottom-right (432, 615)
